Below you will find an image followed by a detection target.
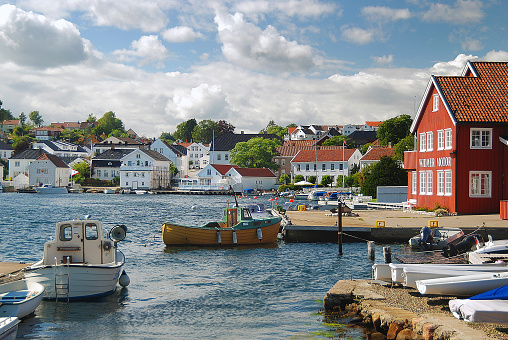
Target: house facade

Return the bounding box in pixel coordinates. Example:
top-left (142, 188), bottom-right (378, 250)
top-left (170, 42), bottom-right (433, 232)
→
top-left (209, 133), bottom-right (281, 165)
top-left (0, 120), bottom-right (20, 134)
top-left (28, 153), bottom-right (70, 187)
top-left (0, 140), bottom-right (14, 160)
top-left (150, 139), bottom-right (189, 178)
top-left (91, 149), bottom-right (133, 181)
top-left (29, 126), bottom-right (63, 140)
top-left (8, 149), bottom-right (47, 179)
top-left (186, 142), bottom-right (210, 169)
top-left (119, 149), bottom-right (172, 190)
top-left (404, 61), bottom-right (508, 214)
top-left (225, 167), bottom-right (277, 192)
top-left (32, 140), bottom-right (91, 159)
top-left (359, 146), bottom-right (395, 169)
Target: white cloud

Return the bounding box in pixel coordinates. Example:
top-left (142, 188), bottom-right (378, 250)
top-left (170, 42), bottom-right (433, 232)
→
top-left (233, 0), bottom-right (337, 21)
top-left (481, 50), bottom-right (508, 62)
top-left (340, 26), bottom-right (374, 45)
top-left (371, 55), bottom-right (394, 65)
top-left (461, 37), bottom-right (483, 51)
top-left (429, 53), bottom-right (477, 75)
top-left (113, 35), bottom-right (169, 68)
top-left (162, 26), bottom-right (204, 43)
top-left (422, 0), bottom-right (484, 25)
top-left (361, 6), bottom-right (411, 22)
top-left (0, 4), bottom-right (93, 68)
top-left (214, 10), bottom-right (315, 73)
top-left (165, 84), bottom-right (230, 120)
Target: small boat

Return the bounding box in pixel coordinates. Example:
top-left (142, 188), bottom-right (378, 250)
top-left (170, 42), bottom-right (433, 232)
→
top-left (0, 317), bottom-right (19, 340)
top-left (103, 189), bottom-right (115, 194)
top-left (307, 191), bottom-right (327, 201)
top-left (0, 280), bottom-right (44, 318)
top-left (293, 192), bottom-right (310, 200)
top-left (134, 190), bottom-right (147, 195)
top-left (24, 217), bottom-right (130, 299)
top-left (162, 202), bottom-right (281, 246)
top-left (467, 236), bottom-right (508, 264)
top-left (35, 184), bottom-right (68, 194)
top-left (416, 271), bottom-right (508, 296)
top-left (450, 284), bottom-right (508, 323)
top-left (408, 226), bottom-right (464, 250)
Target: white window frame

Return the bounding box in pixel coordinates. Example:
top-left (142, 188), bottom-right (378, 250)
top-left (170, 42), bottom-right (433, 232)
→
top-left (411, 171), bottom-right (417, 194)
top-left (426, 171), bottom-right (433, 195)
top-left (445, 170), bottom-right (452, 196)
top-left (437, 130), bottom-right (444, 150)
top-left (420, 133), bottom-right (426, 152)
top-left (444, 129), bottom-right (452, 150)
top-left (426, 131), bottom-right (433, 151)
top-left (419, 171), bottom-right (426, 194)
top-left (437, 170), bottom-right (444, 196)
top-left (469, 171), bottom-right (491, 197)
top-left (432, 94), bottom-right (439, 112)
top-left (470, 128), bottom-right (492, 149)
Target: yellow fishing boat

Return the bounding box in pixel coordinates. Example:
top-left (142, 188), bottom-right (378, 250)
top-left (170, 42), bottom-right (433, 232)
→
top-left (162, 204), bottom-right (281, 246)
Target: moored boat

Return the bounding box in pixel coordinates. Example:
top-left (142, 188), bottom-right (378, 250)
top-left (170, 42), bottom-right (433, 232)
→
top-left (24, 217), bottom-right (130, 300)
top-left (162, 202), bottom-right (281, 246)
top-left (416, 271), bottom-right (508, 296)
top-left (0, 280), bottom-right (44, 319)
top-left (35, 184), bottom-right (68, 194)
top-left (0, 317), bottom-right (19, 340)
top-left (408, 225), bottom-right (464, 250)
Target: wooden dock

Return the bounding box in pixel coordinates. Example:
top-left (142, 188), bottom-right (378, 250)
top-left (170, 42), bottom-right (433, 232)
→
top-left (0, 262), bottom-right (29, 284)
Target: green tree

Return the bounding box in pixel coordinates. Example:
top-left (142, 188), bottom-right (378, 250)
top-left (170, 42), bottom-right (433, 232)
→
top-left (360, 156), bottom-right (407, 198)
top-left (72, 161), bottom-right (91, 184)
top-left (321, 175), bottom-right (332, 187)
top-left (0, 100), bottom-right (14, 122)
top-left (93, 111), bottom-right (124, 137)
top-left (12, 136), bottom-right (33, 155)
top-left (86, 113), bottom-right (97, 122)
top-left (294, 174), bottom-right (304, 183)
top-left (229, 137), bottom-right (281, 170)
top-left (376, 114), bottom-right (412, 146)
top-left (361, 143), bottom-right (371, 154)
top-left (308, 175), bottom-right (316, 184)
top-left (279, 173), bottom-right (290, 185)
top-left (170, 163), bottom-right (179, 177)
top-left (192, 119), bottom-right (219, 144)
top-left (322, 135), bottom-right (354, 148)
top-left (217, 120), bottom-right (235, 136)
top-left (29, 111), bottom-right (44, 127)
top-left (259, 121), bottom-right (291, 139)
top-left (394, 134), bottom-right (415, 161)
top-left (12, 125), bottom-right (30, 137)
top-left (173, 119), bottom-right (197, 142)
top-left (160, 132), bottom-right (175, 142)
top-left (58, 129), bottom-right (84, 143)
top-left (19, 112), bottom-right (26, 127)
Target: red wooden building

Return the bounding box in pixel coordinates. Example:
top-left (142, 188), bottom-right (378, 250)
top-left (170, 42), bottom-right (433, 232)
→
top-left (405, 61), bottom-right (508, 214)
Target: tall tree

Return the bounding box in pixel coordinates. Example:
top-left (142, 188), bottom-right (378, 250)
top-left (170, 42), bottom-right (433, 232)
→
top-left (29, 111), bottom-right (44, 127)
top-left (192, 119), bottom-right (219, 144)
top-left (376, 114), bottom-right (412, 146)
top-left (159, 132), bottom-right (175, 142)
top-left (19, 112), bottom-right (26, 126)
top-left (93, 111), bottom-right (124, 137)
top-left (217, 120), bottom-right (235, 135)
top-left (394, 134), bottom-right (415, 161)
top-left (86, 113), bottom-right (97, 122)
top-left (0, 100), bottom-right (14, 122)
top-left (360, 156), bottom-right (407, 198)
top-left (173, 118), bottom-right (197, 142)
top-left (230, 137), bottom-right (281, 170)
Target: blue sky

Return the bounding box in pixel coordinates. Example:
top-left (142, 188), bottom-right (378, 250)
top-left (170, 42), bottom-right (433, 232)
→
top-left (1, 0), bottom-right (508, 138)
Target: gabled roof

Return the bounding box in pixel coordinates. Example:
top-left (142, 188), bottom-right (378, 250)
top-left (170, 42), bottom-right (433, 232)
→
top-left (210, 164), bottom-right (239, 175)
top-left (93, 149), bottom-right (134, 160)
top-left (36, 153), bottom-right (69, 168)
top-left (291, 148), bottom-right (356, 163)
top-left (360, 147), bottom-right (394, 161)
top-left (365, 121), bottom-right (383, 127)
top-left (1, 120), bottom-right (20, 125)
top-left (177, 142), bottom-right (192, 148)
top-left (411, 61), bottom-right (508, 132)
top-left (140, 149), bottom-right (170, 162)
top-left (283, 140), bottom-right (316, 147)
top-left (210, 133), bottom-right (282, 151)
top-left (10, 149), bottom-right (47, 160)
top-left (170, 144), bottom-right (187, 155)
top-left (0, 140), bottom-right (13, 150)
top-left (231, 167), bottom-right (276, 178)
top-left (348, 130), bottom-right (378, 143)
top-left (33, 140), bottom-right (88, 153)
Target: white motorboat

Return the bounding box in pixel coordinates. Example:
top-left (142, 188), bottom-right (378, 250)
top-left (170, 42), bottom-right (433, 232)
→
top-left (24, 217), bottom-right (130, 300)
top-left (0, 317), bottom-right (19, 340)
top-left (467, 236), bottom-right (508, 264)
top-left (408, 226), bottom-right (464, 250)
top-left (103, 189), bottom-right (116, 194)
top-left (416, 272), bottom-right (508, 296)
top-left (449, 299), bottom-right (508, 324)
top-left (35, 184), bottom-right (68, 194)
top-left (0, 280), bottom-right (44, 318)
top-left (134, 190), bottom-right (147, 195)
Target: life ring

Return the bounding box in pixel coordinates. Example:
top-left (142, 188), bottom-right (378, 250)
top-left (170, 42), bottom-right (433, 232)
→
top-left (103, 242), bottom-right (112, 251)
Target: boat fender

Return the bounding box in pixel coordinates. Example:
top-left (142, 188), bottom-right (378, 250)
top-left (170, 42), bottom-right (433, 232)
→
top-left (257, 227), bottom-right (262, 241)
top-left (217, 229), bottom-right (222, 244)
top-left (232, 230), bottom-right (237, 244)
top-left (119, 270), bottom-right (130, 287)
top-left (103, 241), bottom-right (112, 251)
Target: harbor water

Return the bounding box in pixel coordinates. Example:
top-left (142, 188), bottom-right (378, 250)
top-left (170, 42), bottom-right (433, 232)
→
top-left (1, 193), bottom-right (382, 339)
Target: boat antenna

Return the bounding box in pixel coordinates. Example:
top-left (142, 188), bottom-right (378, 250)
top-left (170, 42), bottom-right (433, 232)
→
top-left (229, 185), bottom-right (238, 207)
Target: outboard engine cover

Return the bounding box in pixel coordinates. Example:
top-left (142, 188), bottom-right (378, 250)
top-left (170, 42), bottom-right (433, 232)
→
top-left (442, 234), bottom-right (484, 258)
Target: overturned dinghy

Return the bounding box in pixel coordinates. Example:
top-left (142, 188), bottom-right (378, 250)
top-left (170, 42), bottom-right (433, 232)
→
top-left (449, 283), bottom-right (508, 323)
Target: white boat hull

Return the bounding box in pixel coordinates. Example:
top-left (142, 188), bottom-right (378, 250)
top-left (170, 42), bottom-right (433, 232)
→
top-left (0, 317), bottom-right (19, 340)
top-left (25, 252), bottom-right (124, 300)
top-left (0, 280), bottom-right (44, 319)
top-left (35, 187), bottom-right (68, 194)
top-left (449, 299), bottom-right (508, 324)
top-left (417, 272), bottom-right (508, 296)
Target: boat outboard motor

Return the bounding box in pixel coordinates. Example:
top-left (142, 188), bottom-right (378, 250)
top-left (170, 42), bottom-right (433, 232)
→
top-left (442, 234), bottom-right (484, 258)
top-left (418, 226), bottom-right (433, 250)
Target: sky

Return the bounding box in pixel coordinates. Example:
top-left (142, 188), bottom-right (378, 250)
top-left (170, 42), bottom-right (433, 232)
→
top-left (1, 0), bottom-right (508, 139)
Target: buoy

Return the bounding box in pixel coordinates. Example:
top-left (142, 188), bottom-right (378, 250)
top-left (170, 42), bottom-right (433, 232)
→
top-left (257, 227), bottom-right (262, 241)
top-left (253, 196), bottom-right (257, 199)
top-left (191, 206), bottom-right (196, 209)
top-left (275, 197), bottom-right (278, 200)
top-left (232, 230), bottom-right (237, 244)
top-left (217, 230), bottom-right (222, 244)
top-left (119, 270), bottom-right (130, 287)
top-left (289, 199), bottom-right (294, 202)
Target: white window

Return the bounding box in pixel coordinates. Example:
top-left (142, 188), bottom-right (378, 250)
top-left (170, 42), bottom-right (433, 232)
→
top-left (426, 171), bottom-right (433, 195)
top-left (15, 161), bottom-right (20, 167)
top-left (412, 171), bottom-right (417, 194)
top-left (470, 128), bottom-right (492, 149)
top-left (331, 164), bottom-right (335, 171)
top-left (470, 171), bottom-right (491, 197)
top-left (445, 129), bottom-right (452, 150)
top-left (217, 154), bottom-right (221, 160)
top-left (437, 130), bottom-right (444, 150)
top-left (420, 133), bottom-right (426, 152)
top-left (445, 170), bottom-right (452, 195)
top-left (437, 171), bottom-right (444, 195)
top-left (297, 164), bottom-right (301, 171)
top-left (426, 132), bottom-right (433, 151)
top-left (306, 164), bottom-right (309, 171)
top-left (225, 154), bottom-right (229, 160)
top-left (96, 169), bottom-right (101, 177)
top-left (419, 171), bottom-right (426, 194)
top-left (433, 94), bottom-right (439, 112)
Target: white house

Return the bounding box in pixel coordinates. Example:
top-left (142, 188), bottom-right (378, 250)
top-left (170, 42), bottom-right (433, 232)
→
top-left (32, 140), bottom-right (91, 159)
top-left (291, 148), bottom-right (362, 185)
top-left (225, 167), bottom-right (277, 192)
top-left (0, 140), bottom-right (14, 160)
top-left (8, 149), bottom-right (46, 179)
top-left (186, 142), bottom-right (209, 169)
top-left (93, 136), bottom-right (147, 156)
top-left (91, 149), bottom-right (133, 181)
top-left (150, 139), bottom-right (188, 178)
top-left (28, 153), bottom-right (70, 187)
top-left (119, 149), bottom-right (172, 190)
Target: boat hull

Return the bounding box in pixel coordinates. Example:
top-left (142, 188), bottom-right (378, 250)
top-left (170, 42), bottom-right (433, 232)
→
top-left (417, 272), bottom-right (508, 296)
top-left (35, 187), bottom-right (68, 194)
top-left (0, 280), bottom-right (44, 319)
top-left (162, 221), bottom-right (280, 246)
top-left (0, 317), bottom-right (19, 340)
top-left (24, 252), bottom-right (124, 300)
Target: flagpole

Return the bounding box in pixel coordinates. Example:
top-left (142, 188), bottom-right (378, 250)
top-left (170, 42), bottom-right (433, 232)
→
top-left (342, 140), bottom-right (345, 188)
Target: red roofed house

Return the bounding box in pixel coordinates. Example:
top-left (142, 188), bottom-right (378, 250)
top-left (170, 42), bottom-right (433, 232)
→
top-left (291, 148), bottom-right (362, 185)
top-left (225, 167), bottom-right (277, 191)
top-left (404, 61), bottom-right (508, 214)
top-left (0, 120), bottom-right (20, 134)
top-left (29, 126), bottom-right (63, 140)
top-left (27, 153), bottom-right (70, 188)
top-left (359, 146), bottom-right (395, 169)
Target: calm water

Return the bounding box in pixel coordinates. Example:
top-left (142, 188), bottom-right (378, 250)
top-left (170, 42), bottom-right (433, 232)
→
top-left (0, 193), bottom-right (385, 339)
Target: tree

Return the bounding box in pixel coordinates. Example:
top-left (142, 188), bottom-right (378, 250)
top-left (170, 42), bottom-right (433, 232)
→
top-left (0, 100), bottom-right (14, 122)
top-left (159, 132), bottom-right (175, 142)
top-left (394, 134), bottom-right (414, 161)
top-left (308, 175), bottom-right (316, 184)
top-left (376, 114), bottom-right (412, 146)
top-left (93, 111), bottom-right (124, 137)
top-left (173, 119), bottom-right (197, 142)
top-left (12, 136), bottom-right (33, 155)
top-left (322, 135), bottom-right (354, 148)
top-left (229, 137), bottom-right (281, 170)
top-left (72, 161), bottom-right (91, 184)
top-left (294, 174), bottom-right (304, 183)
top-left (360, 156), bottom-right (408, 198)
top-left (192, 119), bottom-right (219, 144)
top-left (86, 113), bottom-right (97, 122)
top-left (217, 120), bottom-right (235, 135)
top-left (279, 173), bottom-right (290, 185)
top-left (19, 112), bottom-right (26, 127)
top-left (59, 129), bottom-right (84, 143)
top-left (29, 111), bottom-right (44, 127)
top-left (259, 121), bottom-right (291, 138)
top-left (321, 175), bottom-right (332, 187)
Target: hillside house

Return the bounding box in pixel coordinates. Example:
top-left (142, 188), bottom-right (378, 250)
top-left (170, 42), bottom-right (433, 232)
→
top-left (0, 140), bottom-right (14, 160)
top-left (0, 120), bottom-right (20, 134)
top-left (29, 126), bottom-right (63, 140)
top-left (119, 149), bottom-right (172, 190)
top-left (209, 133), bottom-right (282, 165)
top-left (28, 153), bottom-right (70, 187)
top-left (32, 140), bottom-right (90, 159)
top-left (93, 136), bottom-right (148, 156)
top-left (150, 139), bottom-right (189, 178)
top-left (359, 146), bottom-right (395, 169)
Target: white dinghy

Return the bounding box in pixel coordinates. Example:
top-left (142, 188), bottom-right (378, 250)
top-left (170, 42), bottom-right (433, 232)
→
top-left (0, 280), bottom-right (44, 318)
top-left (25, 217), bottom-right (130, 300)
top-left (417, 272), bottom-right (508, 296)
top-left (0, 317), bottom-right (19, 340)
top-left (467, 235), bottom-right (508, 264)
top-left (449, 299), bottom-right (508, 323)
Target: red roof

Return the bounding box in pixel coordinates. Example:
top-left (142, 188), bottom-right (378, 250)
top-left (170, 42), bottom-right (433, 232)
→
top-left (1, 120), bottom-right (20, 125)
top-left (283, 140), bottom-right (315, 147)
top-left (211, 164), bottom-right (238, 175)
top-left (365, 121), bottom-right (383, 127)
top-left (276, 145), bottom-right (343, 157)
top-left (292, 148), bottom-right (355, 162)
top-left (361, 147), bottom-right (394, 161)
top-left (178, 142), bottom-right (192, 148)
top-left (287, 127), bottom-right (297, 134)
top-left (232, 168), bottom-right (275, 177)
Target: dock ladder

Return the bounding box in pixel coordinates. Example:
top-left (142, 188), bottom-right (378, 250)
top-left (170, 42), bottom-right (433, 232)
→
top-left (54, 257), bottom-right (70, 302)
